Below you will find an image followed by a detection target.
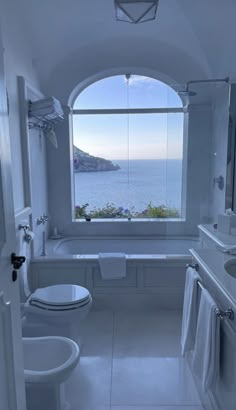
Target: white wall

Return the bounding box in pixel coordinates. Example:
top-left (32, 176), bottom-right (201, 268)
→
top-left (1, 1), bottom-right (49, 257)
top-left (28, 124), bottom-right (49, 257)
top-left (1, 1), bottom-right (40, 213)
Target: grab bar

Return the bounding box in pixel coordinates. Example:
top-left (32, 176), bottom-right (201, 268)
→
top-left (197, 280), bottom-right (234, 321)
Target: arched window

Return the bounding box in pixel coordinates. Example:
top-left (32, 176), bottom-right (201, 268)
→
top-left (72, 75), bottom-right (184, 220)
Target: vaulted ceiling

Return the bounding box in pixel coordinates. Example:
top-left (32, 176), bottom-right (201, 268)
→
top-left (14, 0), bottom-right (236, 100)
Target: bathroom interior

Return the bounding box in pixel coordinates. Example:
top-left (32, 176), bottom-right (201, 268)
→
top-left (0, 1), bottom-right (236, 410)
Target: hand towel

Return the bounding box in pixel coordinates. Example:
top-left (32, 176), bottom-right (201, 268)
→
top-left (181, 267), bottom-right (200, 355)
top-left (192, 288), bottom-right (220, 391)
top-left (98, 253), bottom-right (126, 280)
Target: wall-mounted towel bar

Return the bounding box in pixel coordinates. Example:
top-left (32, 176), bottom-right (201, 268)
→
top-left (197, 280), bottom-right (234, 321)
top-left (186, 263), bottom-right (234, 321)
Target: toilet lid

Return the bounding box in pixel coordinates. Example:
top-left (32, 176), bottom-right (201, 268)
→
top-left (31, 284), bottom-right (91, 307)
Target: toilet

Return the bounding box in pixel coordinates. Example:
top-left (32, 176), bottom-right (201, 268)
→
top-left (20, 261), bottom-right (92, 341)
top-left (23, 336), bottom-right (80, 410)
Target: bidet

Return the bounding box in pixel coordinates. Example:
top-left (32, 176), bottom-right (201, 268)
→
top-left (23, 336), bottom-right (80, 410)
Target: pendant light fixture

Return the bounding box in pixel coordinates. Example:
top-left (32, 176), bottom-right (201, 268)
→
top-left (115, 0), bottom-right (159, 24)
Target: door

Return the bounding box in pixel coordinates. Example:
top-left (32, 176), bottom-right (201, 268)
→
top-left (0, 24), bottom-right (26, 410)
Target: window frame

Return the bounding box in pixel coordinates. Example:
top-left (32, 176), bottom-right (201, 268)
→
top-left (71, 78), bottom-right (186, 222)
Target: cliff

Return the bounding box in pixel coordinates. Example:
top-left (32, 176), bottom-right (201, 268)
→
top-left (73, 146), bottom-right (120, 172)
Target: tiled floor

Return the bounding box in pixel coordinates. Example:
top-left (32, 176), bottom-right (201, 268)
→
top-left (66, 310), bottom-right (204, 410)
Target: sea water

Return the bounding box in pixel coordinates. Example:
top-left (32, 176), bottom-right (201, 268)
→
top-left (74, 159), bottom-right (182, 213)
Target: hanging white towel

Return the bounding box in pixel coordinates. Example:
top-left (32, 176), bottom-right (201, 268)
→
top-left (181, 267), bottom-right (200, 355)
top-left (98, 253), bottom-right (126, 280)
top-left (192, 288), bottom-right (220, 391)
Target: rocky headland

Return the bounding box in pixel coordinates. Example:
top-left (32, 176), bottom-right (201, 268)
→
top-left (73, 146), bottom-right (120, 172)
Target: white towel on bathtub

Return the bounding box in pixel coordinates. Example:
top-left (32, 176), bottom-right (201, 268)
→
top-left (98, 253), bottom-right (126, 280)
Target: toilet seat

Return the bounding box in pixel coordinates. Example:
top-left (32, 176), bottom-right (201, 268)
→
top-left (29, 284), bottom-right (92, 311)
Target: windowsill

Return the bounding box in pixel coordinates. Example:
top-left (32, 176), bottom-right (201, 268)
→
top-left (73, 217), bottom-right (186, 223)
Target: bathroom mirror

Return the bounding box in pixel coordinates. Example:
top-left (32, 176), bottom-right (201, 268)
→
top-left (225, 84), bottom-right (236, 211)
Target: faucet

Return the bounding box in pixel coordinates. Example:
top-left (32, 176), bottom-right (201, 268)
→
top-left (41, 231), bottom-right (46, 256)
top-left (36, 214), bottom-right (50, 256)
top-left (37, 213), bottom-right (50, 225)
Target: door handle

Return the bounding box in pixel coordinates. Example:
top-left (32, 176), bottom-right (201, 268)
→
top-left (11, 253), bottom-right (26, 270)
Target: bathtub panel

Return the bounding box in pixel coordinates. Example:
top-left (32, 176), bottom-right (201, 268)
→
top-left (30, 257), bottom-right (191, 309)
top-left (30, 264), bottom-right (87, 290)
top-left (143, 266), bottom-right (185, 288)
top-left (92, 266), bottom-right (137, 288)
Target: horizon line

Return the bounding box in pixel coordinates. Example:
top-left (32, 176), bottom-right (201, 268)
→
top-left (111, 158), bottom-right (182, 161)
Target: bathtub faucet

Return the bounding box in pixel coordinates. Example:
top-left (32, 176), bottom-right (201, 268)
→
top-left (36, 214), bottom-right (50, 256)
top-left (41, 231), bottom-right (46, 256)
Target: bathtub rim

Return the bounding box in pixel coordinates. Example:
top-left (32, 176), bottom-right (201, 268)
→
top-left (53, 235), bottom-right (199, 254)
top-left (33, 235), bottom-right (199, 262)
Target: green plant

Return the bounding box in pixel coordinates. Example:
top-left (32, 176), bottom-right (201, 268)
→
top-left (135, 202), bottom-right (180, 218)
top-left (75, 202), bottom-right (180, 219)
top-left (75, 203), bottom-right (89, 219)
top-left (89, 203), bottom-right (125, 218)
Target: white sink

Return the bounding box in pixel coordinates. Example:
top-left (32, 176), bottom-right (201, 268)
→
top-left (224, 259), bottom-right (236, 278)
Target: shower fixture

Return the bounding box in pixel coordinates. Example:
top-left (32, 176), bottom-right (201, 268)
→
top-left (178, 77), bottom-right (230, 97)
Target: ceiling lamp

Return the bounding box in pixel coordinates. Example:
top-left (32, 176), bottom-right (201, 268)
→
top-left (115, 0), bottom-right (159, 24)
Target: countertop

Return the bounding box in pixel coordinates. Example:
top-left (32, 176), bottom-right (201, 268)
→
top-left (190, 248), bottom-right (236, 308)
top-left (198, 224), bottom-right (236, 246)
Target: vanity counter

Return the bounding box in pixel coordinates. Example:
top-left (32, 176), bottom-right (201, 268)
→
top-left (190, 248), bottom-right (236, 310)
top-left (198, 224), bottom-right (236, 247)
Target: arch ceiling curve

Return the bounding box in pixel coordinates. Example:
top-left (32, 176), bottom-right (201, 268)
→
top-left (18, 0), bottom-right (236, 95)
top-left (44, 36), bottom-right (209, 103)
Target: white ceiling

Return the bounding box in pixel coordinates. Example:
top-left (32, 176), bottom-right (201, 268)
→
top-left (15, 0), bottom-right (236, 100)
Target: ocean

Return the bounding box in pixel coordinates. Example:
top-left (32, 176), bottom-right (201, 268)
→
top-left (74, 159), bottom-right (182, 213)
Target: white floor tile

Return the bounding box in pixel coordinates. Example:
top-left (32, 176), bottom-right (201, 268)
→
top-left (111, 357), bottom-right (201, 406)
top-left (66, 356), bottom-right (112, 409)
top-left (113, 311), bottom-right (182, 358)
top-left (79, 311), bottom-right (114, 356)
top-left (66, 310), bottom-right (203, 410)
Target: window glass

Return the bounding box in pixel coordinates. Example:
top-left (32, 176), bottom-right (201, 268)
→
top-left (74, 75), bottom-right (182, 109)
top-left (72, 75), bottom-right (184, 220)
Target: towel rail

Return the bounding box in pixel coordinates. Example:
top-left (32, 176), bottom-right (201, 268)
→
top-left (196, 280), bottom-right (234, 321)
top-left (186, 264), bottom-right (234, 321)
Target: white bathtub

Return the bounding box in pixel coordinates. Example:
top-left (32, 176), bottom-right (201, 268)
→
top-left (53, 237), bottom-right (199, 257)
top-left (31, 237), bottom-right (199, 310)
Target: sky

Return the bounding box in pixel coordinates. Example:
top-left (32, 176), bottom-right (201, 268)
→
top-left (72, 75), bottom-right (184, 160)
